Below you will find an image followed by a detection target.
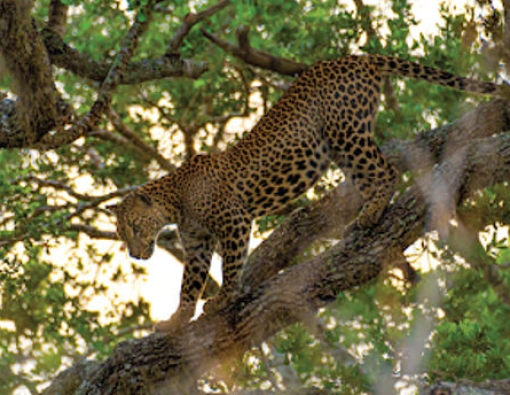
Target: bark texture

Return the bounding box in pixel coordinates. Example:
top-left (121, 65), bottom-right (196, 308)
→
top-left (0, 0), bottom-right (58, 146)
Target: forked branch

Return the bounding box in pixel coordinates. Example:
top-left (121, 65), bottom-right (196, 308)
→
top-left (166, 0), bottom-right (232, 55)
top-left (31, 2), bottom-right (153, 151)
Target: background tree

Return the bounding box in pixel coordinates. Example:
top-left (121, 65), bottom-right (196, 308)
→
top-left (1, 0), bottom-right (510, 394)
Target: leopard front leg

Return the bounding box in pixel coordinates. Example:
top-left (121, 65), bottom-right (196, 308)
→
top-left (154, 231), bottom-right (216, 333)
top-left (203, 210), bottom-right (251, 315)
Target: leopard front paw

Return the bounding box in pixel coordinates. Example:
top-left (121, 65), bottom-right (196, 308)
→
top-left (203, 295), bottom-right (232, 315)
top-left (154, 305), bottom-right (195, 333)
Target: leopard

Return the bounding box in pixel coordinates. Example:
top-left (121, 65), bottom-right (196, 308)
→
top-left (108, 55), bottom-right (509, 332)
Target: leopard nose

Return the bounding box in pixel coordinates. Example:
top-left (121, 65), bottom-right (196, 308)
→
top-left (128, 247), bottom-right (145, 260)
top-left (128, 250), bottom-right (142, 259)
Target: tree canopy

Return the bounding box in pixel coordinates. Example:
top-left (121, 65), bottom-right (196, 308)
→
top-left (1, 0), bottom-right (510, 394)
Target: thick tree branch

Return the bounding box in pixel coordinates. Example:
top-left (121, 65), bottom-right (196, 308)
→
top-left (41, 29), bottom-right (209, 84)
top-left (422, 378), bottom-right (510, 394)
top-left (502, 0), bottom-right (510, 74)
top-left (0, 2), bottom-right (152, 149)
top-left (47, 0), bottom-right (68, 37)
top-left (242, 99), bottom-right (510, 289)
top-left (0, 3), bottom-right (215, 149)
top-left (47, 131), bottom-right (510, 395)
top-left (29, 2), bottom-right (153, 151)
top-left (42, 1), bottom-right (227, 84)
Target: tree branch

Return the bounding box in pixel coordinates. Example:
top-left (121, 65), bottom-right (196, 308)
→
top-left (66, 224), bottom-right (117, 240)
top-left (422, 378), bottom-right (510, 394)
top-left (41, 28), bottom-right (209, 84)
top-left (47, 0), bottom-right (68, 37)
top-left (70, 5), bottom-right (153, 136)
top-left (52, 132), bottom-right (510, 395)
top-left (166, 0), bottom-right (231, 55)
top-left (0, 2), bottom-right (218, 150)
top-left (502, 0), bottom-right (510, 74)
top-left (107, 108), bottom-right (176, 172)
top-left (0, 2), bottom-right (153, 150)
top-left (201, 26), bottom-right (307, 76)
top-left (242, 99), bottom-right (510, 290)
top-left (29, 2), bottom-right (153, 151)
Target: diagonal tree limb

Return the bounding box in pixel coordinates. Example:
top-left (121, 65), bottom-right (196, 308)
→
top-left (0, 2), bottom-right (152, 150)
top-left (47, 0), bottom-right (68, 37)
top-left (106, 108), bottom-right (176, 172)
top-left (242, 99), bottom-right (510, 290)
top-left (422, 378), bottom-right (510, 394)
top-left (166, 0), bottom-right (231, 55)
top-left (69, 6), bottom-right (153, 135)
top-left (41, 0), bottom-right (229, 85)
top-left (156, 102), bottom-right (510, 301)
top-left (0, 2), bottom-right (213, 150)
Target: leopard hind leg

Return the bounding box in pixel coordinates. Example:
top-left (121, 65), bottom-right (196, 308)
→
top-left (328, 119), bottom-right (398, 231)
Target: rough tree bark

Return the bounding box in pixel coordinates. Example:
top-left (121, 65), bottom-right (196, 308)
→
top-left (0, 0), bottom-right (59, 146)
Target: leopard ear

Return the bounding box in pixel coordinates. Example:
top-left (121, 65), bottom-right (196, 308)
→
top-left (136, 192), bottom-right (152, 207)
top-left (106, 204), bottom-right (119, 215)
top-left (133, 192), bottom-right (153, 212)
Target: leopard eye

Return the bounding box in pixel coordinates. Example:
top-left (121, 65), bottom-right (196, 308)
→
top-left (117, 226), bottom-right (128, 241)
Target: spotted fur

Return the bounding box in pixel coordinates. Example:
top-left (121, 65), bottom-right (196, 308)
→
top-left (108, 55), bottom-right (508, 332)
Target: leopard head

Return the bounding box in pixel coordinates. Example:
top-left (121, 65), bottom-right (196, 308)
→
top-left (107, 191), bottom-right (166, 260)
